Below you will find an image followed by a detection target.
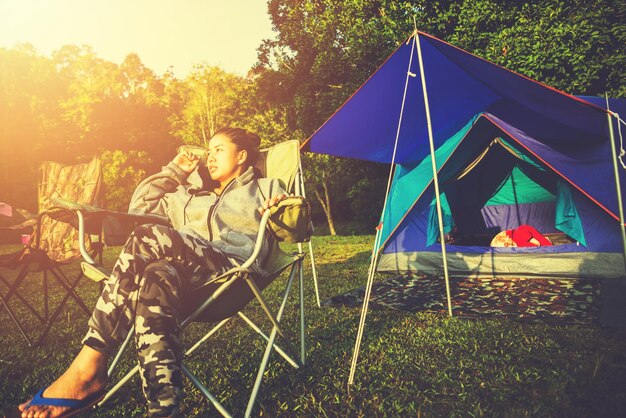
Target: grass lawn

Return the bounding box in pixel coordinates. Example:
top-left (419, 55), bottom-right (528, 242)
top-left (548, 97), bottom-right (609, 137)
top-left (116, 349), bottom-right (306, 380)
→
top-left (1, 235), bottom-right (625, 416)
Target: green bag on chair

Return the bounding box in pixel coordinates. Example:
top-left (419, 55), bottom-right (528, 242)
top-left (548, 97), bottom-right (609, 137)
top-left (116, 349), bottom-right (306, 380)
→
top-left (268, 196), bottom-right (313, 243)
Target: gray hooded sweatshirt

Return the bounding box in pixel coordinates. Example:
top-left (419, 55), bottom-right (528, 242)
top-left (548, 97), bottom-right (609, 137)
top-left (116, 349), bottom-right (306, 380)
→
top-left (129, 162), bottom-right (285, 274)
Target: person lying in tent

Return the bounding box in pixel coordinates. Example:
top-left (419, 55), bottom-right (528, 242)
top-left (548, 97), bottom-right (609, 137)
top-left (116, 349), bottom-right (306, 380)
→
top-left (490, 224), bottom-right (553, 247)
top-left (10, 128), bottom-right (288, 418)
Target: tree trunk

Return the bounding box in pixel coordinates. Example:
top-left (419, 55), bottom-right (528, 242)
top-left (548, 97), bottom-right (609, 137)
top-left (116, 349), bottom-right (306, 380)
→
top-left (314, 178), bottom-right (337, 236)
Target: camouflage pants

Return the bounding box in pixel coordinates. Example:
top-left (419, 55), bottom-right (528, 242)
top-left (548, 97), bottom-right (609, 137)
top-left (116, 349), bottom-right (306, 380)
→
top-left (82, 224), bottom-right (233, 417)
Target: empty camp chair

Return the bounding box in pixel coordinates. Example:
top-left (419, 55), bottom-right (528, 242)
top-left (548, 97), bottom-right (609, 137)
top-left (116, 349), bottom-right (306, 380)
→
top-left (0, 157), bottom-right (103, 346)
top-left (49, 140), bottom-right (318, 417)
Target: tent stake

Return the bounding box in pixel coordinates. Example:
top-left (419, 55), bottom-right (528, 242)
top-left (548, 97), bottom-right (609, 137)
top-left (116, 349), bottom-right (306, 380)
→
top-left (605, 95), bottom-right (626, 267)
top-left (415, 32), bottom-right (453, 317)
top-left (348, 32), bottom-right (418, 387)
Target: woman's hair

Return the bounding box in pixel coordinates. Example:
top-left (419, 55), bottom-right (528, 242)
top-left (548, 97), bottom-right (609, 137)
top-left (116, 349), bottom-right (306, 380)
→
top-left (197, 127), bottom-right (261, 190)
top-left (213, 127), bottom-right (261, 168)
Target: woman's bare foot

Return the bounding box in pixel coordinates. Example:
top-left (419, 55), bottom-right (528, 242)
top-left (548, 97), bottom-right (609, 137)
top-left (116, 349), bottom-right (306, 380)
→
top-left (18, 346), bottom-right (108, 418)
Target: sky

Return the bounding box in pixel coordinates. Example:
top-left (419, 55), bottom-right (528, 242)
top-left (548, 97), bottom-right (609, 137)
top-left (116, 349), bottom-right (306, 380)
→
top-left (0, 0), bottom-right (276, 78)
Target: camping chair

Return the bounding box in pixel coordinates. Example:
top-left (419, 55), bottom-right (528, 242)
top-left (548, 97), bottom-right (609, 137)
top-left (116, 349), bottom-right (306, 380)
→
top-left (0, 157), bottom-right (103, 346)
top-left (48, 140), bottom-right (318, 417)
top-left (254, 140), bottom-right (320, 306)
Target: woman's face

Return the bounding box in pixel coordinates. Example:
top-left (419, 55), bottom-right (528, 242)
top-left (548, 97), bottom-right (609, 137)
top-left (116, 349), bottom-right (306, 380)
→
top-left (207, 134), bottom-right (247, 185)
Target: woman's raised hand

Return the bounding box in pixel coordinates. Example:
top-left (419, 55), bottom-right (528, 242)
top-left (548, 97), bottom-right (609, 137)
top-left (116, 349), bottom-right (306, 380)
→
top-left (259, 193), bottom-right (288, 215)
top-left (173, 150), bottom-right (201, 174)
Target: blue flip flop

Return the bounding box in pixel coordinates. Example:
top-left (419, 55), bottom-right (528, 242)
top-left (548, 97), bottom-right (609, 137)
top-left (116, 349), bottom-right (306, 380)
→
top-left (14, 386), bottom-right (106, 418)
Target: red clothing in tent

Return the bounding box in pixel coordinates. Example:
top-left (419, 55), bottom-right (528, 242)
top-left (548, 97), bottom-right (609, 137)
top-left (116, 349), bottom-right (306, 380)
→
top-left (505, 224), bottom-right (553, 247)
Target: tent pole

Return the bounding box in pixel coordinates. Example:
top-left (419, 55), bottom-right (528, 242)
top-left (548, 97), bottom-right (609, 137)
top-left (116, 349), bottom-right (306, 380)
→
top-left (348, 227), bottom-right (384, 387)
top-left (348, 32), bottom-right (418, 387)
top-left (605, 95), bottom-right (626, 266)
top-left (415, 33), bottom-right (453, 317)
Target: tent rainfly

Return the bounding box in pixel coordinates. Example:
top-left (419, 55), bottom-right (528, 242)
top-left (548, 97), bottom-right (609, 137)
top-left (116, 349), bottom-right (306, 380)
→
top-left (301, 30), bottom-right (626, 384)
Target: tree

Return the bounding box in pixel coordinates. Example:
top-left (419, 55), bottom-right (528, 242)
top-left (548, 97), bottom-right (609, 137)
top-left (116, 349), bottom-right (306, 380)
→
top-left (90, 54), bottom-right (177, 170)
top-left (254, 0), bottom-right (626, 233)
top-left (52, 45), bottom-right (119, 156)
top-left (54, 49), bottom-right (178, 205)
top-left (301, 153), bottom-right (338, 235)
top-left (255, 1), bottom-right (432, 230)
top-left (100, 150), bottom-right (151, 211)
top-left (172, 65), bottom-right (251, 147)
top-left (0, 44), bottom-right (68, 210)
top-left (238, 105), bottom-right (300, 147)
top-left (442, 0), bottom-right (626, 96)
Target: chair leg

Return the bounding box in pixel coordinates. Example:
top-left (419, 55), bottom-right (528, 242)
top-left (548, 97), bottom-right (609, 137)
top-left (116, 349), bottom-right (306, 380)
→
top-left (98, 320), bottom-right (238, 413)
top-left (0, 266), bottom-right (46, 322)
top-left (98, 318), bottom-right (235, 411)
top-left (299, 259), bottom-right (306, 364)
top-left (299, 241), bottom-right (321, 307)
top-left (50, 267), bottom-right (92, 315)
top-left (245, 323), bottom-right (281, 418)
top-left (0, 287), bottom-right (33, 346)
top-left (244, 276), bottom-right (300, 361)
top-left (97, 364), bottom-right (140, 409)
top-left (244, 261), bottom-right (303, 418)
top-left (44, 269), bottom-right (49, 321)
top-left (95, 328), bottom-right (137, 409)
top-left (184, 317), bottom-right (231, 356)
top-left (108, 326), bottom-right (135, 377)
top-left (181, 364), bottom-right (232, 418)
top-left (308, 241), bottom-right (321, 306)
top-left (97, 278), bottom-right (245, 412)
top-left (36, 268), bottom-right (90, 344)
top-left (237, 313), bottom-right (298, 368)
top-left (0, 264), bottom-right (46, 346)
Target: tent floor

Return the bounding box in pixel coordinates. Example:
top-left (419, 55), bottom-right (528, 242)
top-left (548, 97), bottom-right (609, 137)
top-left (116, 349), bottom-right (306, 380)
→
top-left (322, 274), bottom-right (623, 326)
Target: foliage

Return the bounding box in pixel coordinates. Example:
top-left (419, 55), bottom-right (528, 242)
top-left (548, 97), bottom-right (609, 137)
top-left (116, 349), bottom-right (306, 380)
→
top-left (254, 0), bottom-right (626, 231)
top-left (169, 65), bottom-right (297, 150)
top-left (100, 150), bottom-right (152, 211)
top-left (0, 46), bottom-right (180, 212)
top-left (89, 53), bottom-right (177, 167)
top-left (301, 153), bottom-right (388, 232)
top-left (1, 237), bottom-right (625, 416)
top-left (240, 106), bottom-right (300, 147)
top-left (172, 66), bottom-right (249, 146)
top-left (53, 45), bottom-right (119, 151)
top-left (0, 44), bottom-right (70, 210)
top-left (443, 0), bottom-right (626, 96)
top-left (0, 0), bottom-right (624, 225)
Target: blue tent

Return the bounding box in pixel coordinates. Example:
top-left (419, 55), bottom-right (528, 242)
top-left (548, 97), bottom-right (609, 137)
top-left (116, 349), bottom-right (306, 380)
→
top-left (303, 31), bottom-right (626, 279)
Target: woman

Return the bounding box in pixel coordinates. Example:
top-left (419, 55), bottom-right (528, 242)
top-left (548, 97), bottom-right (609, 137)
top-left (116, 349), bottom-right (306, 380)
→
top-left (15, 128), bottom-right (287, 418)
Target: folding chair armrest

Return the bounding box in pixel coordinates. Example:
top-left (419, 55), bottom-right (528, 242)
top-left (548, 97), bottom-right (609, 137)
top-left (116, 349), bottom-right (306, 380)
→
top-left (0, 219), bottom-right (37, 250)
top-left (242, 209), bottom-right (272, 269)
top-left (17, 210), bottom-right (58, 250)
top-left (47, 197), bottom-right (170, 264)
top-left (48, 197), bottom-right (169, 231)
top-left (0, 218), bottom-right (37, 231)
